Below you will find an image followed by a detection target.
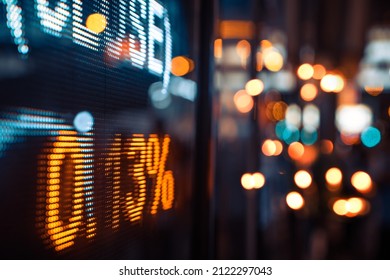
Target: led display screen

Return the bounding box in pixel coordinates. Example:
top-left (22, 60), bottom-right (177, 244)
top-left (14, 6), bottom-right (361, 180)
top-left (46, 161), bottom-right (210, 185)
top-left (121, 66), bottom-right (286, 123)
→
top-left (0, 0), bottom-right (195, 259)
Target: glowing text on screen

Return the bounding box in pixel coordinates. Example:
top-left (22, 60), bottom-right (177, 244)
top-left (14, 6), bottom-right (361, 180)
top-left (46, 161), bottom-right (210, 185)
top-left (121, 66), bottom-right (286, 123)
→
top-left (36, 131), bottom-right (175, 252)
top-left (1, 0), bottom-right (172, 91)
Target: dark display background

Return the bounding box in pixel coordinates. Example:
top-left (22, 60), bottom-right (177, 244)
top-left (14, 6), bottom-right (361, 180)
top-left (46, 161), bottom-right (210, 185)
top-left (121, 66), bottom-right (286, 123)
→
top-left (0, 0), bottom-right (196, 259)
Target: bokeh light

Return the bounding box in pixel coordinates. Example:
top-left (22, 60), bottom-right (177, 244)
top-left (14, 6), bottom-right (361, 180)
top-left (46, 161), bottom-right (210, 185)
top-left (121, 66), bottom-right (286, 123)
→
top-left (241, 172), bottom-right (265, 190)
top-left (297, 145), bottom-right (319, 166)
top-left (266, 101), bottom-right (288, 121)
top-left (325, 167), bottom-right (343, 186)
top-left (286, 104), bottom-right (302, 128)
top-left (351, 171), bottom-right (372, 194)
top-left (364, 85), bottom-right (384, 96)
top-left (333, 197), bottom-right (369, 217)
top-left (214, 39), bottom-right (223, 59)
top-left (73, 111), bottom-right (94, 133)
top-left (294, 170), bottom-right (312, 189)
top-left (252, 172), bottom-right (266, 189)
top-left (361, 126), bottom-right (381, 148)
top-left (303, 104), bottom-right (320, 133)
top-left (262, 139), bottom-right (277, 157)
top-left (236, 40), bottom-right (251, 63)
top-left (283, 125), bottom-right (300, 144)
top-left (333, 199), bottom-right (349, 216)
top-left (86, 13), bottom-right (107, 34)
top-left (340, 133), bottom-right (360, 146)
top-left (297, 64), bottom-right (314, 80)
top-left (263, 49), bottom-right (284, 72)
top-left (301, 129), bottom-right (318, 145)
top-left (171, 56), bottom-right (192, 76)
top-left (286, 191), bottom-right (305, 210)
top-left (288, 142), bottom-right (305, 161)
top-left (234, 90), bottom-right (254, 113)
top-left (320, 139), bottom-right (334, 154)
top-left (241, 173), bottom-right (253, 190)
top-left (320, 74), bottom-right (345, 93)
top-left (273, 140), bottom-right (283, 156)
top-left (300, 83), bottom-right (318, 101)
top-left (312, 64), bottom-right (326, 80)
top-left (245, 79), bottom-right (264, 96)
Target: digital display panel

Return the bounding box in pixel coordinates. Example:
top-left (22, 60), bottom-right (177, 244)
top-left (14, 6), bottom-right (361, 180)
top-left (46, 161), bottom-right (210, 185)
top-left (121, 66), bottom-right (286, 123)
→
top-left (0, 0), bottom-right (195, 259)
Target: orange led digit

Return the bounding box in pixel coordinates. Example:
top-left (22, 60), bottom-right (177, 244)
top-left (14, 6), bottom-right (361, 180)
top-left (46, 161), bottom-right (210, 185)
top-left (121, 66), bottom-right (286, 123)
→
top-left (125, 135), bottom-right (148, 223)
top-left (37, 131), bottom-right (96, 252)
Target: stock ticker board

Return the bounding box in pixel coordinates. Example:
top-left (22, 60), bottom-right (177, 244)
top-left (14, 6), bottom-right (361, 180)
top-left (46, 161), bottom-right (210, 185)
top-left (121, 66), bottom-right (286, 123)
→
top-left (0, 0), bottom-right (195, 259)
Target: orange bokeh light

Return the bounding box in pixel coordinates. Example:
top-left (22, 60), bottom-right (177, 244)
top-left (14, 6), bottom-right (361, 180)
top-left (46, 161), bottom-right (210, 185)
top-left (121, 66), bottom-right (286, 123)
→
top-left (234, 90), bottom-right (254, 113)
top-left (288, 142), bottom-right (305, 161)
top-left (312, 64), bottom-right (326, 80)
top-left (321, 140), bottom-right (334, 154)
top-left (351, 171), bottom-right (372, 194)
top-left (300, 83), bottom-right (318, 102)
top-left (171, 56), bottom-right (192, 76)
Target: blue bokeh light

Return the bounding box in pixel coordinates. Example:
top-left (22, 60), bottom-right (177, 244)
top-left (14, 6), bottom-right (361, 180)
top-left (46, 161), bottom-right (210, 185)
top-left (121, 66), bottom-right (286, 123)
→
top-left (74, 111), bottom-right (94, 133)
top-left (283, 125), bottom-right (300, 144)
top-left (361, 126), bottom-right (381, 148)
top-left (301, 129), bottom-right (318, 145)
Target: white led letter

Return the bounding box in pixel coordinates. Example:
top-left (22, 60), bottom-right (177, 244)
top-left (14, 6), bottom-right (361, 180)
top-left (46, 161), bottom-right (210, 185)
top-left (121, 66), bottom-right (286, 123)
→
top-left (35, 0), bottom-right (71, 37)
top-left (1, 0), bottom-right (29, 54)
top-left (162, 10), bottom-right (172, 94)
top-left (148, 0), bottom-right (164, 75)
top-left (129, 0), bottom-right (147, 68)
top-left (72, 0), bottom-right (101, 51)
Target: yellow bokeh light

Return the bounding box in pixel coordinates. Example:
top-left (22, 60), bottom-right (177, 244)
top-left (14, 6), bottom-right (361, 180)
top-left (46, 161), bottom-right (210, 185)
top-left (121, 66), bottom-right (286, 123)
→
top-left (347, 197), bottom-right (364, 215)
top-left (351, 171), bottom-right (372, 193)
top-left (86, 13), bottom-right (107, 34)
top-left (234, 90), bottom-right (254, 113)
top-left (241, 173), bottom-right (253, 190)
top-left (294, 170), bottom-right (312, 189)
top-left (312, 64), bottom-right (326, 80)
top-left (286, 191), bottom-right (304, 210)
top-left (320, 74), bottom-right (345, 93)
top-left (252, 172), bottom-right (266, 189)
top-left (263, 50), bottom-right (283, 72)
top-left (288, 142), bottom-right (305, 161)
top-left (171, 56), bottom-right (191, 76)
top-left (297, 64), bottom-right (314, 80)
top-left (333, 197), bottom-right (368, 217)
top-left (241, 172), bottom-right (266, 190)
top-left (245, 79), bottom-right (264, 96)
top-left (325, 167), bottom-right (342, 186)
top-left (333, 199), bottom-right (348, 216)
top-left (262, 139), bottom-right (277, 156)
top-left (273, 140), bottom-right (283, 156)
top-left (300, 83), bottom-right (318, 102)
